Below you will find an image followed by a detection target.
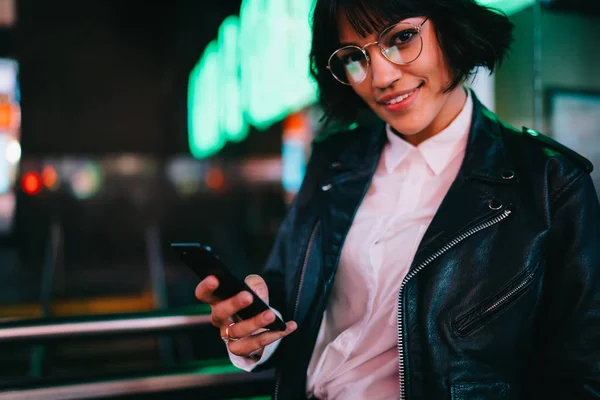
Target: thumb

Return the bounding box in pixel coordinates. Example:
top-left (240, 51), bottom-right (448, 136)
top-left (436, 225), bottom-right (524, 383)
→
top-left (245, 274), bottom-right (269, 305)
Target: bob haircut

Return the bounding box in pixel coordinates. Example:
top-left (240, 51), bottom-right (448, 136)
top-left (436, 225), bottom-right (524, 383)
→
top-left (310, 0), bottom-right (515, 125)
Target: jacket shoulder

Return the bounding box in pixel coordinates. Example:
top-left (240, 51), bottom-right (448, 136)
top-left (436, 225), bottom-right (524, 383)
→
top-left (515, 126), bottom-right (594, 174)
top-left (313, 122), bottom-right (363, 145)
top-left (311, 121), bottom-right (378, 160)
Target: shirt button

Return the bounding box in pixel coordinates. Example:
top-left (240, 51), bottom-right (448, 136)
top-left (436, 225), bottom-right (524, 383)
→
top-left (339, 333), bottom-right (351, 347)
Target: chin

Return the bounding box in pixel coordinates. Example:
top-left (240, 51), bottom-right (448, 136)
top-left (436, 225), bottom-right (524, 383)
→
top-left (388, 119), bottom-right (427, 136)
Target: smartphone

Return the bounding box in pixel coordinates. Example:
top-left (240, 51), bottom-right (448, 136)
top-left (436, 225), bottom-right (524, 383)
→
top-left (171, 242), bottom-right (286, 331)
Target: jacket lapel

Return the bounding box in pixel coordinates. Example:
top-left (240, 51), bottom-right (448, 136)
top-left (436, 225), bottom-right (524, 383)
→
top-left (411, 93), bottom-right (520, 268)
top-left (319, 123), bottom-right (386, 284)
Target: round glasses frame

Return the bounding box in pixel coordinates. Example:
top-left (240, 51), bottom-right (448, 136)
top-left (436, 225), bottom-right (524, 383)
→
top-left (327, 18), bottom-right (429, 85)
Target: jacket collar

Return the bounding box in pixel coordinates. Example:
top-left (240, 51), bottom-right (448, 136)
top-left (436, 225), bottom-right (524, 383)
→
top-left (461, 90), bottom-right (519, 184)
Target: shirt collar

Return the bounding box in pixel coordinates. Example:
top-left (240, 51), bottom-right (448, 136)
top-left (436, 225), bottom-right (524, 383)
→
top-left (384, 88), bottom-right (473, 175)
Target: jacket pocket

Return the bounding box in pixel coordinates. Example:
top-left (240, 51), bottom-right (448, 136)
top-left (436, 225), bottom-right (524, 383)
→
top-left (452, 264), bottom-right (538, 337)
top-left (451, 381), bottom-right (510, 400)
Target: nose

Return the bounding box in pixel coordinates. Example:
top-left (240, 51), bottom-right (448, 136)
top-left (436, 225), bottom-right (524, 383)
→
top-left (369, 48), bottom-right (402, 89)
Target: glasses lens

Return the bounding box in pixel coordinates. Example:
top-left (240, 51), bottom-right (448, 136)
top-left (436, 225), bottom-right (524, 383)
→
top-left (328, 47), bottom-right (368, 85)
top-left (379, 23), bottom-right (423, 64)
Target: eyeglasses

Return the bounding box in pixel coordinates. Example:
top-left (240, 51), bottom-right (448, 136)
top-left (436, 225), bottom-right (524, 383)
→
top-left (327, 18), bottom-right (429, 85)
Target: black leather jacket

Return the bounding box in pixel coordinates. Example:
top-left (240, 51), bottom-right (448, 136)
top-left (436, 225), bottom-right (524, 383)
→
top-left (258, 93), bottom-right (600, 399)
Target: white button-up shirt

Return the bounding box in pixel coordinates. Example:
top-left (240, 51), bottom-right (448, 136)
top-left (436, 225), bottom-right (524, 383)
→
top-left (231, 90), bottom-right (473, 400)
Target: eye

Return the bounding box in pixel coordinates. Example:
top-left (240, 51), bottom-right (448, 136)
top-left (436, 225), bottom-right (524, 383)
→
top-left (390, 28), bottom-right (418, 46)
top-left (340, 50), bottom-right (364, 64)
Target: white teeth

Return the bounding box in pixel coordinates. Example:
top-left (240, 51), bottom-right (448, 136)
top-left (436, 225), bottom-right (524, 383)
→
top-left (386, 89), bottom-right (416, 105)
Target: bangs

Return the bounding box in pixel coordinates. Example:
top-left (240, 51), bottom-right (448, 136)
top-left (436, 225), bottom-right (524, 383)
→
top-left (336, 0), bottom-right (422, 38)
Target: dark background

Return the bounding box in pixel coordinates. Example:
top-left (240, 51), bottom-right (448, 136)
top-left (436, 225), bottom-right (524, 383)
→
top-left (15, 0), bottom-right (245, 156)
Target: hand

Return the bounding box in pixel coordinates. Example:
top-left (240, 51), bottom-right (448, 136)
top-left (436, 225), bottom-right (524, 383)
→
top-left (195, 274), bottom-right (297, 359)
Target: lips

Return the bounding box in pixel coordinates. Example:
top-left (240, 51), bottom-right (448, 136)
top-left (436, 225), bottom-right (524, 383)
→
top-left (385, 91), bottom-right (416, 105)
top-left (379, 84), bottom-right (422, 113)
top-left (376, 84), bottom-right (422, 105)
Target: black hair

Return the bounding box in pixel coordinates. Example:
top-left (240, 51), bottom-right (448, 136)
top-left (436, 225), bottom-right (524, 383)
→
top-left (309, 0), bottom-right (515, 125)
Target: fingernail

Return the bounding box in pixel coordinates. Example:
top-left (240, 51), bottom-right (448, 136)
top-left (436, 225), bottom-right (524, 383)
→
top-left (244, 292), bottom-right (253, 303)
top-left (288, 321), bottom-right (297, 331)
top-left (263, 311), bottom-right (274, 323)
top-left (254, 285), bottom-right (266, 297)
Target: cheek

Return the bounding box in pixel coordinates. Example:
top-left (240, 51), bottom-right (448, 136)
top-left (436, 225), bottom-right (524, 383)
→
top-left (414, 38), bottom-right (452, 87)
top-left (430, 53), bottom-right (453, 86)
top-left (351, 82), bottom-right (374, 104)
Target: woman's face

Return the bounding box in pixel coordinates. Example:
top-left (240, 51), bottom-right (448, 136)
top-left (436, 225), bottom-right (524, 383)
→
top-left (336, 13), bottom-right (467, 145)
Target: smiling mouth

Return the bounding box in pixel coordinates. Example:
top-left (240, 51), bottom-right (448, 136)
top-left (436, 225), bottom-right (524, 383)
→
top-left (384, 84), bottom-right (423, 105)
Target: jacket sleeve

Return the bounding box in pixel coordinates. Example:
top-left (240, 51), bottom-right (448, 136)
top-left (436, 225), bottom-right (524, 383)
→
top-left (250, 141), bottom-right (326, 371)
top-left (543, 170), bottom-right (600, 397)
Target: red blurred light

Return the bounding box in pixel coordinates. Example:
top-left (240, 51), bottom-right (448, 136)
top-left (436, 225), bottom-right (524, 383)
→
top-left (22, 172), bottom-right (42, 195)
top-left (42, 165), bottom-right (58, 189)
top-left (205, 168), bottom-right (224, 190)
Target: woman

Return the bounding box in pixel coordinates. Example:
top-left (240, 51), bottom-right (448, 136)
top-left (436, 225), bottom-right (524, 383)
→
top-left (195, 0), bottom-right (600, 398)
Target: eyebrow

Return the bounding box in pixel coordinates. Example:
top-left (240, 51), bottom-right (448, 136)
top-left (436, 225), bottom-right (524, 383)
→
top-left (337, 18), bottom-right (421, 47)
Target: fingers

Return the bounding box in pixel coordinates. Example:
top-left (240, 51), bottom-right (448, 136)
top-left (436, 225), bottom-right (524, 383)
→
top-left (196, 273), bottom-right (289, 359)
top-left (195, 276), bottom-right (255, 328)
top-left (222, 308), bottom-right (277, 339)
top-left (216, 274), bottom-right (272, 334)
top-left (244, 274), bottom-right (269, 304)
top-left (195, 276), bottom-right (220, 304)
top-left (211, 290), bottom-right (253, 327)
top-left (226, 321), bottom-right (298, 358)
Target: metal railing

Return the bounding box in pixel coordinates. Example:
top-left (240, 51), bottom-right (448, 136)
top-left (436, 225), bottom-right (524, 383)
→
top-left (0, 220), bottom-right (272, 399)
top-left (0, 368), bottom-right (275, 400)
top-left (0, 305), bottom-right (211, 344)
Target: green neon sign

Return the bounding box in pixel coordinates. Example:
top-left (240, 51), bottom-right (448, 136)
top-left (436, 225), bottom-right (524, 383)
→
top-left (188, 0), bottom-right (532, 158)
top-left (477, 0), bottom-right (534, 15)
top-left (188, 0), bottom-right (317, 159)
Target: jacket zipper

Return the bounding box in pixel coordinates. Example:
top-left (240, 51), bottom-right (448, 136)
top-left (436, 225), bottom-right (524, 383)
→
top-left (456, 270), bottom-right (536, 336)
top-left (397, 208), bottom-right (512, 399)
top-left (274, 220), bottom-right (320, 400)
